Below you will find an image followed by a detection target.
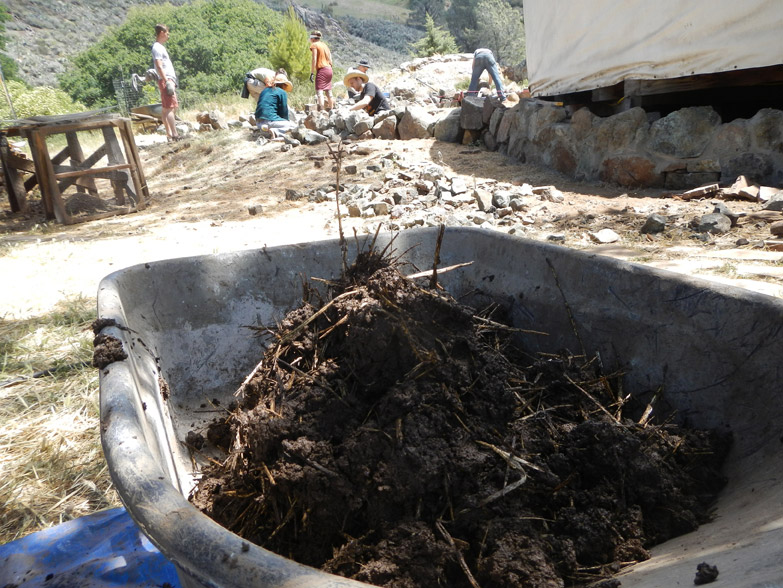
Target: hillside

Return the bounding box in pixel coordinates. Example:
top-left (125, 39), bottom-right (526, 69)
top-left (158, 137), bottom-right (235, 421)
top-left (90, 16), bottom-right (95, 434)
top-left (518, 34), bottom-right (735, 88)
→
top-left (1, 0), bottom-right (419, 88)
top-left (2, 0), bottom-right (189, 87)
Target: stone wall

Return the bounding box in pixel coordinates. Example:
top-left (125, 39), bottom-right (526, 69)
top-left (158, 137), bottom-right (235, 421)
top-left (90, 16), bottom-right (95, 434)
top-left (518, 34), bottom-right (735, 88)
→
top-left (452, 97), bottom-right (783, 189)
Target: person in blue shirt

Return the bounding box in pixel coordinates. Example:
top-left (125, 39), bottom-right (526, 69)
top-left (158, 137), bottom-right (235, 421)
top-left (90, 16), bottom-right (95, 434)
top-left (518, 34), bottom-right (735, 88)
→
top-left (255, 73), bottom-right (297, 138)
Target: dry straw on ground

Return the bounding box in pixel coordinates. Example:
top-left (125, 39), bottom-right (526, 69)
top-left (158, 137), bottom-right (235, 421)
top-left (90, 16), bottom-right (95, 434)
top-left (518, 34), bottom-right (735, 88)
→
top-left (0, 296), bottom-right (119, 543)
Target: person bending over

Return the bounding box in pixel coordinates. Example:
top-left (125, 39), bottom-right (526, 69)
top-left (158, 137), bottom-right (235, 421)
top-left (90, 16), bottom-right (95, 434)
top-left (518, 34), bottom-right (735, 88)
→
top-left (344, 68), bottom-right (390, 116)
top-left (347, 58), bottom-right (371, 101)
top-left (255, 73), bottom-right (297, 138)
top-left (467, 48), bottom-right (505, 99)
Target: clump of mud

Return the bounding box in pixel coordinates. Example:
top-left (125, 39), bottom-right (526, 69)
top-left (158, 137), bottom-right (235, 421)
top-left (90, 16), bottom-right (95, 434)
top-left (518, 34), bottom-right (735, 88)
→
top-left (190, 251), bottom-right (730, 588)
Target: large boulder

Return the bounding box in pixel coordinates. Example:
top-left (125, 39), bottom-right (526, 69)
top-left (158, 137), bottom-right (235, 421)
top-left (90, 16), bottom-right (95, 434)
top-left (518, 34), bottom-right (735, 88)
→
top-left (398, 106), bottom-right (435, 140)
top-left (460, 96), bottom-right (485, 130)
top-left (649, 106), bottom-right (721, 158)
top-left (433, 109), bottom-right (462, 143)
top-left (372, 116), bottom-right (398, 140)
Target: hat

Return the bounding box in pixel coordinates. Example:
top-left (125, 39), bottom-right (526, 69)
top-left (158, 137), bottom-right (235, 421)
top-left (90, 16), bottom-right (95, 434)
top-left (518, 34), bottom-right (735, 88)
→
top-left (273, 73), bottom-right (293, 92)
top-left (343, 68), bottom-right (369, 86)
top-left (309, 30), bottom-right (322, 39)
top-left (358, 58), bottom-right (371, 69)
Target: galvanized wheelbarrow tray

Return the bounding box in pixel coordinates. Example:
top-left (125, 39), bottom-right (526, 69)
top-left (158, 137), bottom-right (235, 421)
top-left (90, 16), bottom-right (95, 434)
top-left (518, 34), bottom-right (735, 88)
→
top-left (97, 226), bottom-right (783, 588)
top-left (130, 103), bottom-right (163, 123)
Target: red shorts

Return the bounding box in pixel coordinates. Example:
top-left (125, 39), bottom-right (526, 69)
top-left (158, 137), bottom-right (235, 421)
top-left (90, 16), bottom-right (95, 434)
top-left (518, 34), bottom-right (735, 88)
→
top-left (315, 67), bottom-right (332, 92)
top-left (158, 79), bottom-right (179, 109)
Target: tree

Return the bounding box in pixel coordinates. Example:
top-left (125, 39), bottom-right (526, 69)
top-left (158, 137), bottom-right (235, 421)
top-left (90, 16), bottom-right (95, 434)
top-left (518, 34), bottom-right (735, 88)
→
top-left (407, 0), bottom-right (446, 28)
top-left (473, 0), bottom-right (525, 64)
top-left (268, 7), bottom-right (310, 82)
top-left (445, 0), bottom-right (479, 50)
top-left (410, 13), bottom-right (458, 58)
top-left (59, 0), bottom-right (282, 108)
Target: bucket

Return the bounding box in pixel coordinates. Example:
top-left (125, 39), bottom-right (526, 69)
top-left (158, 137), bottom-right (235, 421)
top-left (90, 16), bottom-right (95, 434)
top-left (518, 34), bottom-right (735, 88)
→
top-left (97, 226), bottom-right (783, 587)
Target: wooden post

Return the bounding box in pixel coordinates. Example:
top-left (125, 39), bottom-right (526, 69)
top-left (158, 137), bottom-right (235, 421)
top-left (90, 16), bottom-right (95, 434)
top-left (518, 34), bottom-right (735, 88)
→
top-left (101, 125), bottom-right (130, 205)
top-left (65, 131), bottom-right (99, 196)
top-left (29, 129), bottom-right (68, 223)
top-left (0, 134), bottom-right (27, 212)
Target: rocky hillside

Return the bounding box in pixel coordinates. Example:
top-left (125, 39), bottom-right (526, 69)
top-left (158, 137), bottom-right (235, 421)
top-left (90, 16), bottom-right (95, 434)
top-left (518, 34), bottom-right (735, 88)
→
top-left (2, 0), bottom-right (421, 88)
top-left (2, 0), bottom-right (185, 87)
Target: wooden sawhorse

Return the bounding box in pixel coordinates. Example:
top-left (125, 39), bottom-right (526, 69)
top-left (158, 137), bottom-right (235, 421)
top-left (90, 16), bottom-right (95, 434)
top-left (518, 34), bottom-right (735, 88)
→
top-left (1, 111), bottom-right (149, 224)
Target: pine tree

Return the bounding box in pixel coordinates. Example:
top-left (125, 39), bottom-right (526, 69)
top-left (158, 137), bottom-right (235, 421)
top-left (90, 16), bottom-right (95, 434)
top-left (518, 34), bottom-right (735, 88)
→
top-left (410, 13), bottom-right (459, 58)
top-left (268, 7), bottom-right (311, 82)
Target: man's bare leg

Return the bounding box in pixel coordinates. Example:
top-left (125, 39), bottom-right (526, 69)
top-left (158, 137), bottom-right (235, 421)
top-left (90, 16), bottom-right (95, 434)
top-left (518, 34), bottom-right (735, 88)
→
top-left (162, 107), bottom-right (178, 140)
top-left (315, 90), bottom-right (325, 111)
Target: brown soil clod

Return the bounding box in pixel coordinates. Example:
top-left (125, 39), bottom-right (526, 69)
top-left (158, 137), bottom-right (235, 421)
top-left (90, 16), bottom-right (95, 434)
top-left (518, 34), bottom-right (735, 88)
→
top-left (92, 333), bottom-right (127, 369)
top-left (189, 249), bottom-right (731, 588)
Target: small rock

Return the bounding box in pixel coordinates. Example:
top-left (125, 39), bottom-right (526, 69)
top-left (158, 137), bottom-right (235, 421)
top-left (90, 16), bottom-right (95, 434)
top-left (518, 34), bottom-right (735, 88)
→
top-left (762, 191), bottom-right (783, 211)
top-left (473, 188), bottom-right (493, 212)
top-left (641, 213), bottom-right (667, 234)
top-left (697, 213), bottom-right (731, 234)
top-left (589, 228), bottom-right (620, 244)
top-left (533, 185), bottom-right (565, 203)
top-left (712, 202), bottom-right (739, 226)
top-left (694, 562), bottom-right (719, 585)
top-left (493, 190), bottom-right (512, 208)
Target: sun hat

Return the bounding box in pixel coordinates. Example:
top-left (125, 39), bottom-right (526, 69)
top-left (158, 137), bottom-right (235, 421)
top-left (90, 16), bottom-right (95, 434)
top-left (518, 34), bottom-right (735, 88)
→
top-left (343, 68), bottom-right (369, 86)
top-left (273, 72), bottom-right (293, 92)
top-left (358, 58), bottom-right (371, 69)
top-left (309, 30), bottom-right (322, 39)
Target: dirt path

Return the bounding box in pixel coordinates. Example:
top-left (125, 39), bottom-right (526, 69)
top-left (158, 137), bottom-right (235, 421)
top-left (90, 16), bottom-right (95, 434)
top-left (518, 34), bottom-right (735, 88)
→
top-left (3, 129), bottom-right (783, 320)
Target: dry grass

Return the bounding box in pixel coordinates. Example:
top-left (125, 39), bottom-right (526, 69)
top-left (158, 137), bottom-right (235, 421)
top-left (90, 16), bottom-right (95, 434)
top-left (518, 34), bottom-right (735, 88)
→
top-left (0, 295), bottom-right (119, 544)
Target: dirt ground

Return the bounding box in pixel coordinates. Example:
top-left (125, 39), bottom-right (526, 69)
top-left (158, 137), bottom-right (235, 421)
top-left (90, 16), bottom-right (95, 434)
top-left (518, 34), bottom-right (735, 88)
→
top-left (3, 124), bottom-right (783, 321)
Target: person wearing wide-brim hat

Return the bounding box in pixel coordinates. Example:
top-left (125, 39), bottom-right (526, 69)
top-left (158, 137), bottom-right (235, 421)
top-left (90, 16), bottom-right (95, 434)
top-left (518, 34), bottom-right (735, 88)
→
top-left (309, 30), bottom-right (334, 111)
top-left (345, 68), bottom-right (390, 116)
top-left (255, 72), bottom-right (297, 138)
top-left (346, 59), bottom-right (372, 101)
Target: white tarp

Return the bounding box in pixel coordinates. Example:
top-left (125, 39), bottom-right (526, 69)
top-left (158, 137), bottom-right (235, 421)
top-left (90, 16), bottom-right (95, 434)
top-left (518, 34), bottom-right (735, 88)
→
top-left (523, 0), bottom-right (783, 97)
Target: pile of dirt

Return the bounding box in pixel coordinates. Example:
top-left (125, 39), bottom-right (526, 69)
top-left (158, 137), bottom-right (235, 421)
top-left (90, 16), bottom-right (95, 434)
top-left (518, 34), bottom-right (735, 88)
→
top-left (189, 247), bottom-right (731, 588)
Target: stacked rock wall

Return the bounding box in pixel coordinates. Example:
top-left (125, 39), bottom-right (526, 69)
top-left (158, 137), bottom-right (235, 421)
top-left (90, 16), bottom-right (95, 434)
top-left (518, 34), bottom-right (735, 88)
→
top-left (452, 97), bottom-right (783, 189)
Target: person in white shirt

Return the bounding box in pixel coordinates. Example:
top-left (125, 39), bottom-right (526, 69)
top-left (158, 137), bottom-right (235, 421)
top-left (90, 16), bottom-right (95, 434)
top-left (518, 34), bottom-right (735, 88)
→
top-left (152, 24), bottom-right (180, 142)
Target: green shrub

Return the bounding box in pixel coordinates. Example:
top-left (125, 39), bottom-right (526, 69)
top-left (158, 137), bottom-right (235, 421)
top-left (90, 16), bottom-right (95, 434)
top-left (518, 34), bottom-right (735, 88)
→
top-left (269, 7), bottom-right (311, 83)
top-left (410, 13), bottom-right (458, 57)
top-left (59, 0), bottom-right (283, 109)
top-left (0, 80), bottom-right (86, 120)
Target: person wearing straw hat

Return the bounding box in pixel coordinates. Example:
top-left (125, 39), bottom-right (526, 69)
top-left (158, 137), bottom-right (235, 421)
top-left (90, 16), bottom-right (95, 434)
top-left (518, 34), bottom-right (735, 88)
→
top-left (347, 58), bottom-right (371, 101)
top-left (345, 68), bottom-right (390, 116)
top-left (242, 67), bottom-right (287, 101)
top-left (309, 30), bottom-right (334, 111)
top-left (255, 72), bottom-right (297, 138)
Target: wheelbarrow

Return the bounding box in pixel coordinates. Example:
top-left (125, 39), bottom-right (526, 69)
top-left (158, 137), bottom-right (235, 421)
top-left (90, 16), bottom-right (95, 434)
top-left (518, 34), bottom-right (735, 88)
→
top-left (130, 103), bottom-right (163, 124)
top-left (96, 226), bottom-right (783, 588)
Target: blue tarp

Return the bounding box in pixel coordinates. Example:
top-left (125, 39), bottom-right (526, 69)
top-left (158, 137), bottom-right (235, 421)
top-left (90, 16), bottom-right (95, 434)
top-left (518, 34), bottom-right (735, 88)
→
top-left (0, 507), bottom-right (181, 587)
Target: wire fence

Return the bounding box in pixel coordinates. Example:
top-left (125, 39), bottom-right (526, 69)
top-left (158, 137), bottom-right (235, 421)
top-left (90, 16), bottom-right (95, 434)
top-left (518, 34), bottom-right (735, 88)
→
top-left (113, 78), bottom-right (145, 116)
